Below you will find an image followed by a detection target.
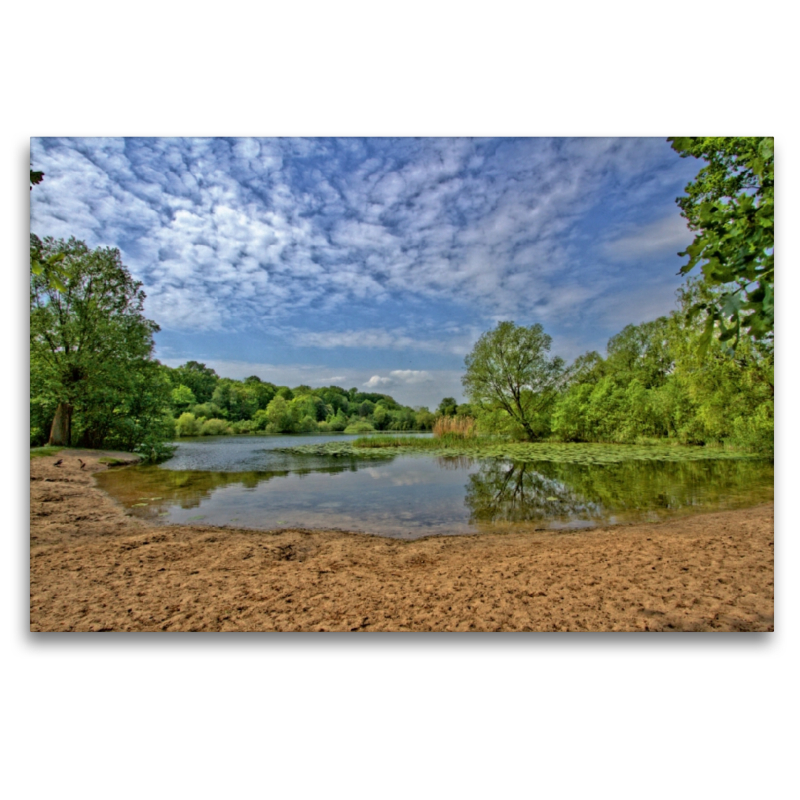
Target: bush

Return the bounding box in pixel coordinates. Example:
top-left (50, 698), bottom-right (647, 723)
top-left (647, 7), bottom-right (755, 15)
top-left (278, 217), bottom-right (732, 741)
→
top-left (297, 415), bottom-right (319, 433)
top-left (192, 402), bottom-right (223, 420)
top-left (175, 412), bottom-right (202, 437)
top-left (327, 412), bottom-right (348, 431)
top-left (344, 420), bottom-right (375, 434)
top-left (199, 418), bottom-right (233, 436)
top-left (729, 404), bottom-right (774, 456)
top-left (231, 419), bottom-right (257, 434)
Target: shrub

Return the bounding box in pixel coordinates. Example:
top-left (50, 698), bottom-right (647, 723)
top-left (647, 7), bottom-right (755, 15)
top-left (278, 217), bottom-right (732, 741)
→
top-left (231, 419), bottom-right (257, 434)
top-left (297, 415), bottom-right (319, 433)
top-left (199, 418), bottom-right (233, 436)
top-left (344, 420), bottom-right (375, 434)
top-left (327, 412), bottom-right (348, 431)
top-left (191, 402), bottom-right (223, 420)
top-left (175, 412), bottom-right (202, 437)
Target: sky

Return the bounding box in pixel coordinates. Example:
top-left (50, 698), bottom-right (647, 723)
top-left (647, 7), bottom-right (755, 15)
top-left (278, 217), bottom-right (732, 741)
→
top-left (30, 137), bottom-right (701, 409)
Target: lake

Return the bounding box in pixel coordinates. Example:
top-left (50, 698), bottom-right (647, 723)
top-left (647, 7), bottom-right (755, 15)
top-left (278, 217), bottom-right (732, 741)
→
top-left (95, 434), bottom-right (774, 539)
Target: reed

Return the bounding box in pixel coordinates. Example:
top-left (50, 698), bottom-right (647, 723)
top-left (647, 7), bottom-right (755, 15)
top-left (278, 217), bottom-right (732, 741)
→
top-left (433, 415), bottom-right (477, 440)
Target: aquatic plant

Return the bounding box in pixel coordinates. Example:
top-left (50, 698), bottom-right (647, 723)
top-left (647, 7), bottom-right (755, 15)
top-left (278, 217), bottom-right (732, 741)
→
top-left (433, 415), bottom-right (477, 440)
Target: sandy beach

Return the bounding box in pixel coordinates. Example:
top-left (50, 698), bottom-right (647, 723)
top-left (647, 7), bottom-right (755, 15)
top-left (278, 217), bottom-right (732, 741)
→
top-left (30, 451), bottom-right (774, 632)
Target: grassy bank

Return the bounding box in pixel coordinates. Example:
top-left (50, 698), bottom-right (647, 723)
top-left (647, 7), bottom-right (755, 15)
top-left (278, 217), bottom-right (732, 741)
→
top-left (30, 446), bottom-right (66, 459)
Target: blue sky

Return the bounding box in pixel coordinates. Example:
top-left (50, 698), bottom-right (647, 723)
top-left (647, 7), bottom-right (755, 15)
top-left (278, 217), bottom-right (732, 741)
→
top-left (30, 137), bottom-right (700, 408)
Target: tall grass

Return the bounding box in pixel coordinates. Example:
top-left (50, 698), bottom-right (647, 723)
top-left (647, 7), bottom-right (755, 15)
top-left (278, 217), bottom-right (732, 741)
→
top-left (433, 415), bottom-right (477, 440)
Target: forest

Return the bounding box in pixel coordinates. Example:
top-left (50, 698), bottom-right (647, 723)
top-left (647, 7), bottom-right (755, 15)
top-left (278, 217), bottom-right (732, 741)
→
top-left (30, 137), bottom-right (773, 461)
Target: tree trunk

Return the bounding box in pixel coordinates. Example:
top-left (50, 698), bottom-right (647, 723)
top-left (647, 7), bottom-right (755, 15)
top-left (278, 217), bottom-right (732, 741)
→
top-left (49, 403), bottom-right (73, 446)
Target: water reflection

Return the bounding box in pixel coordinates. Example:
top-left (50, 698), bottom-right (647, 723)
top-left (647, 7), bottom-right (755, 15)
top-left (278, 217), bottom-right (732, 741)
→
top-left (463, 458), bottom-right (774, 528)
top-left (99, 461), bottom-right (367, 518)
top-left (465, 461), bottom-right (604, 525)
top-left (95, 436), bottom-right (773, 539)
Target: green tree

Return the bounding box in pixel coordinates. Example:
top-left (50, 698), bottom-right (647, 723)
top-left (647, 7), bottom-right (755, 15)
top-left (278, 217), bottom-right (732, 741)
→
top-left (436, 397), bottom-right (458, 417)
top-left (30, 235), bottom-right (173, 459)
top-left (170, 361), bottom-right (219, 404)
top-left (462, 322), bottom-right (565, 441)
top-left (170, 384), bottom-right (197, 413)
top-left (669, 136), bottom-right (774, 350)
top-left (264, 395), bottom-right (295, 433)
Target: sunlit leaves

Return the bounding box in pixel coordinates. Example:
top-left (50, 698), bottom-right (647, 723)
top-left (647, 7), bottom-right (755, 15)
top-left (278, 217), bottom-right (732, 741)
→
top-left (669, 136), bottom-right (774, 350)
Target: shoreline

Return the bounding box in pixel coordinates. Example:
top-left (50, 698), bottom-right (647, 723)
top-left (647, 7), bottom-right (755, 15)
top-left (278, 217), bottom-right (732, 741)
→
top-left (30, 451), bottom-right (774, 632)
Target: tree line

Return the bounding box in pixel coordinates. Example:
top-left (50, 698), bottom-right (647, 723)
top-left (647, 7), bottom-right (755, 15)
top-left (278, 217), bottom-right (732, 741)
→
top-left (461, 279), bottom-right (773, 455)
top-left (167, 365), bottom-right (452, 437)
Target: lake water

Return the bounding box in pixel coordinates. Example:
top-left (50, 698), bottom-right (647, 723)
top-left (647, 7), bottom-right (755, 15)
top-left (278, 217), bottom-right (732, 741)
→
top-left (95, 434), bottom-right (774, 539)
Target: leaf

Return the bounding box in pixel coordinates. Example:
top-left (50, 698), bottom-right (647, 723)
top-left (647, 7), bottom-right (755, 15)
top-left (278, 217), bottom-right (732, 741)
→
top-left (697, 313), bottom-right (717, 359)
top-left (758, 138), bottom-right (774, 160)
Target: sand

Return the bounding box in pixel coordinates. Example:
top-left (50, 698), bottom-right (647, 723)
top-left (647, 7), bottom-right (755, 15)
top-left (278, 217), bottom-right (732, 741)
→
top-left (30, 451), bottom-right (774, 632)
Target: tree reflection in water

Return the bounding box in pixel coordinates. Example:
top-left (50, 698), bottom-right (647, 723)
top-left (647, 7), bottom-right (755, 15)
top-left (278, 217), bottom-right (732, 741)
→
top-left (464, 460), bottom-right (604, 525)
top-left (463, 458), bottom-right (773, 526)
top-left (96, 461), bottom-right (364, 518)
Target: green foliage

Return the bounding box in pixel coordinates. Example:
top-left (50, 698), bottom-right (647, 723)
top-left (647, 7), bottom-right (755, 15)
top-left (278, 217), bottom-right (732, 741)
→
top-left (30, 235), bottom-right (172, 458)
top-left (415, 408), bottom-right (436, 431)
top-left (437, 397), bottom-right (458, 416)
top-left (669, 136), bottom-right (774, 350)
top-left (297, 415), bottom-right (319, 433)
top-left (175, 412), bottom-right (202, 437)
top-left (168, 361), bottom-right (219, 404)
top-left (463, 321), bottom-right (566, 441)
top-left (170, 384), bottom-right (197, 412)
top-left (265, 395), bottom-right (295, 433)
top-left (191, 402), bottom-right (223, 420)
top-left (550, 287), bottom-right (773, 455)
top-left (199, 418), bottom-right (233, 436)
top-left (666, 281), bottom-right (773, 454)
top-left (344, 420), bottom-right (375, 434)
top-left (231, 419), bottom-right (258, 434)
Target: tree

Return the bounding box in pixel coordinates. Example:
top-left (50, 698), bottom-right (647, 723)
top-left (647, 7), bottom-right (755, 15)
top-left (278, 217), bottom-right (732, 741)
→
top-left (669, 136), bottom-right (774, 351)
top-left (436, 397), bottom-right (458, 417)
top-left (462, 321), bottom-right (566, 441)
top-left (30, 235), bottom-right (173, 459)
top-left (170, 361), bottom-right (219, 404)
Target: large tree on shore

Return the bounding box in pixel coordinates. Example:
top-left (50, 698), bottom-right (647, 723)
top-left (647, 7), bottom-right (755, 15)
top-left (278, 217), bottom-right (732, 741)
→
top-left (30, 235), bottom-right (172, 457)
top-left (669, 136), bottom-right (774, 351)
top-left (462, 321), bottom-right (565, 440)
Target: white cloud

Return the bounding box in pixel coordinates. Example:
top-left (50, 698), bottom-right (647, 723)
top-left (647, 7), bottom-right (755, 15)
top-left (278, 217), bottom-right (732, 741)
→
top-left (363, 370), bottom-right (432, 389)
top-left (295, 327), bottom-right (479, 356)
top-left (30, 137), bottom-right (698, 373)
top-left (602, 213), bottom-right (693, 263)
top-left (364, 375), bottom-right (392, 388)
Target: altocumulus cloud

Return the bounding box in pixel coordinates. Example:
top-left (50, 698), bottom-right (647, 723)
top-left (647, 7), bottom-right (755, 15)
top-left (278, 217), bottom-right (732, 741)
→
top-left (30, 137), bottom-right (700, 405)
